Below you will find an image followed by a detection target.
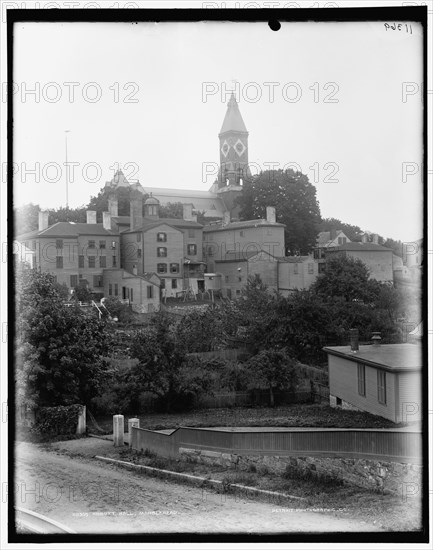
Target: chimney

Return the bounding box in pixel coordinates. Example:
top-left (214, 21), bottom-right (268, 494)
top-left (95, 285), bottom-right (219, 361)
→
top-left (38, 210), bottom-right (49, 231)
top-left (330, 227), bottom-right (337, 241)
top-left (103, 211), bottom-right (111, 231)
top-left (183, 203), bottom-right (197, 222)
top-left (266, 206), bottom-right (276, 223)
top-left (349, 328), bottom-right (359, 352)
top-left (361, 233), bottom-right (368, 243)
top-left (132, 264), bottom-right (138, 276)
top-left (86, 210), bottom-right (97, 224)
top-left (130, 194), bottom-right (143, 231)
top-left (108, 194), bottom-right (118, 217)
top-left (372, 234), bottom-right (379, 245)
top-left (371, 332), bottom-right (382, 346)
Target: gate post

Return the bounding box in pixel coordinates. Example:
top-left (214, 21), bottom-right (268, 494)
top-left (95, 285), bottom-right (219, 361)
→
top-left (113, 414), bottom-right (124, 447)
top-left (128, 418), bottom-right (140, 448)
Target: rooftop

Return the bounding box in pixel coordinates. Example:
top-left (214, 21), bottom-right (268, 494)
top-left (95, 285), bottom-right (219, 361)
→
top-left (219, 93), bottom-right (248, 135)
top-left (325, 242), bottom-right (392, 252)
top-left (204, 219), bottom-right (285, 232)
top-left (123, 217), bottom-right (202, 233)
top-left (323, 343), bottom-right (422, 372)
top-left (18, 222), bottom-right (118, 238)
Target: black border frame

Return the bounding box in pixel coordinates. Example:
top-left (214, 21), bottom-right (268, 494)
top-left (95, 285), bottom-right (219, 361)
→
top-left (6, 5), bottom-right (429, 545)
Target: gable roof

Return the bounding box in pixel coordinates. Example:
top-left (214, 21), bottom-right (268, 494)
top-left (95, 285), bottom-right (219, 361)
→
top-left (123, 217), bottom-right (202, 234)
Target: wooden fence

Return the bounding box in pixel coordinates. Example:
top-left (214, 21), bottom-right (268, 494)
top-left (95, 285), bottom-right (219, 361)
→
top-left (130, 426), bottom-right (422, 464)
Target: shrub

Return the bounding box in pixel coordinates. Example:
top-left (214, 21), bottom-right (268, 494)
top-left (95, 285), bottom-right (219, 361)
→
top-left (32, 404), bottom-right (84, 435)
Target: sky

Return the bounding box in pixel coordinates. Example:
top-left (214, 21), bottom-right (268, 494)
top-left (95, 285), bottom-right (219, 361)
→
top-left (11, 19), bottom-right (424, 242)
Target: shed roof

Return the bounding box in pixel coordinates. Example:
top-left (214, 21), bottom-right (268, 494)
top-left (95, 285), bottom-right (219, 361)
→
top-left (323, 343), bottom-right (422, 372)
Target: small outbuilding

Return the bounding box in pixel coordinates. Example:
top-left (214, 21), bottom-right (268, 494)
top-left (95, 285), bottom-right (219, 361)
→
top-left (324, 341), bottom-right (422, 423)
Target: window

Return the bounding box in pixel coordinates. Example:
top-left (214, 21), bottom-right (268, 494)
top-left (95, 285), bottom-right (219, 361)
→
top-left (172, 279), bottom-right (177, 289)
top-left (99, 256), bottom-right (106, 268)
top-left (111, 241), bottom-right (117, 249)
top-left (157, 232), bottom-right (167, 243)
top-left (157, 247), bottom-right (167, 257)
top-left (136, 233), bottom-right (141, 242)
top-left (93, 275), bottom-right (103, 287)
top-left (377, 371), bottom-right (386, 404)
top-left (79, 255), bottom-right (84, 268)
top-left (357, 364), bottom-right (366, 396)
top-left (56, 239), bottom-right (63, 249)
top-left (114, 283), bottom-right (118, 296)
top-left (170, 263), bottom-right (179, 274)
top-left (236, 289), bottom-right (241, 295)
top-left (130, 288), bottom-right (133, 302)
top-left (88, 256), bottom-right (95, 268)
top-left (207, 246), bottom-right (214, 256)
top-left (70, 275), bottom-right (78, 288)
top-left (56, 256), bottom-right (63, 268)
top-left (147, 285), bottom-right (153, 299)
top-left (318, 263), bottom-right (326, 274)
top-left (188, 229), bottom-right (195, 238)
top-left (112, 255), bottom-right (117, 268)
top-left (137, 249), bottom-right (142, 258)
top-left (157, 263), bottom-right (167, 274)
top-left (238, 276), bottom-right (242, 282)
top-left (294, 264), bottom-right (299, 274)
top-left (308, 263), bottom-right (314, 274)
top-left (79, 274), bottom-right (83, 279)
top-left (160, 278), bottom-right (165, 289)
top-left (187, 244), bottom-right (197, 255)
top-left (313, 249), bottom-right (320, 260)
top-left (99, 240), bottom-right (106, 249)
top-left (109, 283), bottom-right (113, 296)
top-left (32, 240), bottom-right (36, 250)
top-left (88, 240), bottom-right (95, 249)
top-left (225, 275), bottom-right (229, 283)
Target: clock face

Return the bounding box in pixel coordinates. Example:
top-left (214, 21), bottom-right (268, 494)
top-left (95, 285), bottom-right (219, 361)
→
top-left (234, 139), bottom-right (246, 157)
top-left (221, 140), bottom-right (230, 158)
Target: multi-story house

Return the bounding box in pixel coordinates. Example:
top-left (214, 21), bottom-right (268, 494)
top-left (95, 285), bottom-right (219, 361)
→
top-left (120, 193), bottom-right (204, 298)
top-left (16, 210), bottom-right (121, 294)
top-left (203, 206), bottom-right (286, 273)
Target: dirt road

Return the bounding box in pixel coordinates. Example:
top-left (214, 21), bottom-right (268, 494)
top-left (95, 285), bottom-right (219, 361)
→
top-left (14, 442), bottom-right (381, 534)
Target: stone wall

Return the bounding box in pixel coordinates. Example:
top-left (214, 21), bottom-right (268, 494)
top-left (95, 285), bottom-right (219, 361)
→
top-left (179, 447), bottom-right (422, 495)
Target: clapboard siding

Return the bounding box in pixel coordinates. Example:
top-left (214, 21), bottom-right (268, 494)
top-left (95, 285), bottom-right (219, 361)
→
top-left (328, 355), bottom-right (397, 421)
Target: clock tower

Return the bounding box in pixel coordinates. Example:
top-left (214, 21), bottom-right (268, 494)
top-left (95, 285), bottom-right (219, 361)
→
top-left (218, 92), bottom-right (250, 187)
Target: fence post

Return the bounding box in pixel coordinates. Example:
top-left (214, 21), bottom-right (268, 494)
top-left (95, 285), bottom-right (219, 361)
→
top-left (113, 414), bottom-right (124, 447)
top-left (128, 418), bottom-right (140, 448)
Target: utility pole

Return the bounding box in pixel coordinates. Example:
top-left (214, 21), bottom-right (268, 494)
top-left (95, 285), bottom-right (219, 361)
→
top-left (65, 130), bottom-right (71, 208)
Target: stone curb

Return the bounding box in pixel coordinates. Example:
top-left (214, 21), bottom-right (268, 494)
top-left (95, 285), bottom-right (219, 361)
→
top-left (94, 455), bottom-right (306, 503)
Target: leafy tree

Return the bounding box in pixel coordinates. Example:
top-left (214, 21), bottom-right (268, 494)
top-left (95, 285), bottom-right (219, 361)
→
top-left (129, 312), bottom-right (213, 411)
top-left (310, 255), bottom-right (378, 303)
top-left (49, 206), bottom-right (87, 225)
top-left (102, 296), bottom-right (136, 324)
top-left (87, 186), bottom-right (146, 217)
top-left (72, 285), bottom-right (93, 303)
top-left (237, 169), bottom-right (321, 254)
top-left (14, 203), bottom-right (41, 235)
top-left (245, 349), bottom-right (298, 407)
top-left (158, 202), bottom-right (184, 219)
top-left (16, 265), bottom-right (111, 408)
